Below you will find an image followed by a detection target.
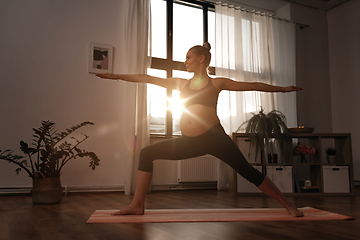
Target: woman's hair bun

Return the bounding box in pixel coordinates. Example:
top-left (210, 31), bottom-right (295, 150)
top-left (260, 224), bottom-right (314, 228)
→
top-left (203, 42), bottom-right (211, 50)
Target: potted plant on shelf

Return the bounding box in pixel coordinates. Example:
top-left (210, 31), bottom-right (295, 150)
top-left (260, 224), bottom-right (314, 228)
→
top-left (0, 120), bottom-right (100, 204)
top-left (236, 107), bottom-right (291, 164)
top-left (325, 147), bottom-right (337, 164)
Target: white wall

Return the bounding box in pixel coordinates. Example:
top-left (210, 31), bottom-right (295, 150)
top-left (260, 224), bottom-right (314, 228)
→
top-left (327, 0), bottom-right (360, 181)
top-left (276, 3), bottom-right (291, 19)
top-left (290, 0), bottom-right (359, 182)
top-left (0, 0), bottom-right (137, 189)
top-left (290, 3), bottom-right (333, 133)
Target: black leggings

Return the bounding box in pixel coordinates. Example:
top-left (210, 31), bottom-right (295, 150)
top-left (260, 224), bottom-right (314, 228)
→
top-left (138, 123), bottom-right (265, 187)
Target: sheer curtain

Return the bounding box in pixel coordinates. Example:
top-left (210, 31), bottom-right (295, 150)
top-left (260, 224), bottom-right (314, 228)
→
top-left (123, 0), bottom-right (151, 195)
top-left (215, 3), bottom-right (297, 190)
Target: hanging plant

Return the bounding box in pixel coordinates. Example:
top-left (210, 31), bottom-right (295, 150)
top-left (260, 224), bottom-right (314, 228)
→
top-left (236, 107), bottom-right (291, 164)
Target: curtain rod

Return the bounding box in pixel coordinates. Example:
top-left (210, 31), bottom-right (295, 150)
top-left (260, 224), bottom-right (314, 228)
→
top-left (187, 0), bottom-right (276, 13)
top-left (219, 1), bottom-right (310, 29)
top-left (188, 0), bottom-right (310, 29)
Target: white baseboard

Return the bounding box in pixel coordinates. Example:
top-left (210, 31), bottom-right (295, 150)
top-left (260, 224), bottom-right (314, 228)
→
top-left (0, 187), bottom-right (32, 195)
top-left (0, 185), bottom-right (125, 195)
top-left (63, 185), bottom-right (124, 194)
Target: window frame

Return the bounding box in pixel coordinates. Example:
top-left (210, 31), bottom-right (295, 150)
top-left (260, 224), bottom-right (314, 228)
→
top-left (150, 0), bottom-right (215, 137)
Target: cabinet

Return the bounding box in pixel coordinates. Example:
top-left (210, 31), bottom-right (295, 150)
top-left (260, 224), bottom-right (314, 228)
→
top-left (231, 133), bottom-right (355, 196)
top-left (323, 166), bottom-right (350, 193)
top-left (266, 166), bottom-right (293, 193)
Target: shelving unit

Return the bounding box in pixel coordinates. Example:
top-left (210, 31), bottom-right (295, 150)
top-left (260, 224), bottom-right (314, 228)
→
top-left (230, 133), bottom-right (355, 196)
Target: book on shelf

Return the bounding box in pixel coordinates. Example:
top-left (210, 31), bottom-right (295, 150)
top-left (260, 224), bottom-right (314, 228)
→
top-left (301, 186), bottom-right (320, 193)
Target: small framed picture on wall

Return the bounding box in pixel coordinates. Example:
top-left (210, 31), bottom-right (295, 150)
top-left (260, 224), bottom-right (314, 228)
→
top-left (89, 42), bottom-right (113, 74)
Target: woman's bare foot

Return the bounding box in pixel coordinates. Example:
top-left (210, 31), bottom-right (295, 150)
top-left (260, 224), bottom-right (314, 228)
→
top-left (257, 177), bottom-right (304, 217)
top-left (285, 205), bottom-right (304, 217)
top-left (111, 203), bottom-right (144, 216)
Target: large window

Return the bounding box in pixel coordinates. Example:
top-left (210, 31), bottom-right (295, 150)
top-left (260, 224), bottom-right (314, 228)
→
top-left (148, 0), bottom-right (215, 136)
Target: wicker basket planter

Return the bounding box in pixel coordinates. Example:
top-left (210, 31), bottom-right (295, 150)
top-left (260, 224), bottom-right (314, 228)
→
top-left (31, 177), bottom-right (63, 204)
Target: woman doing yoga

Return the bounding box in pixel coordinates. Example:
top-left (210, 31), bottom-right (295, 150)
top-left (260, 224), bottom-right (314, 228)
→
top-left (96, 42), bottom-right (304, 217)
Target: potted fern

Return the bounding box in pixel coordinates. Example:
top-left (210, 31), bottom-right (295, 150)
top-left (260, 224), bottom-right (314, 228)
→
top-left (0, 120), bottom-right (100, 204)
top-left (236, 108), bottom-right (291, 164)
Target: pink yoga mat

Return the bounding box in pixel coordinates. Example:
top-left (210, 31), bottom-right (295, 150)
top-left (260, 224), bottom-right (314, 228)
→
top-left (86, 207), bottom-right (354, 223)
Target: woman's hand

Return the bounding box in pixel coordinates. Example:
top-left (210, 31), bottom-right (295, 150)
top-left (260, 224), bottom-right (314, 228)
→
top-left (95, 73), bottom-right (118, 80)
top-left (283, 85), bottom-right (302, 92)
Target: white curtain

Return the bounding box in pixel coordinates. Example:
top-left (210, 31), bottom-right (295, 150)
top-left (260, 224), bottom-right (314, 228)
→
top-left (215, 3), bottom-right (297, 190)
top-left (123, 0), bottom-right (151, 195)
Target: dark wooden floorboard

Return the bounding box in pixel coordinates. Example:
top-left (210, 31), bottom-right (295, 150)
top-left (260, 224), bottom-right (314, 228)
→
top-left (1, 188), bottom-right (359, 240)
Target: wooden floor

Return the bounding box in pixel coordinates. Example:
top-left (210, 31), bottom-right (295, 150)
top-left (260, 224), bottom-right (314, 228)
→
top-left (1, 188), bottom-right (359, 240)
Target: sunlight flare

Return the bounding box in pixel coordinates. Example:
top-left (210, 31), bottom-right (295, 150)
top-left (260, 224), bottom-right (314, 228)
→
top-left (167, 93), bottom-right (185, 119)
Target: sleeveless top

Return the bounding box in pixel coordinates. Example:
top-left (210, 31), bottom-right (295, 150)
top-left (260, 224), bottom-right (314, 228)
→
top-left (179, 79), bottom-right (219, 109)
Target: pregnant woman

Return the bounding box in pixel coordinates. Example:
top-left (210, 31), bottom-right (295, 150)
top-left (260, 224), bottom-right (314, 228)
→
top-left (96, 42), bottom-right (304, 217)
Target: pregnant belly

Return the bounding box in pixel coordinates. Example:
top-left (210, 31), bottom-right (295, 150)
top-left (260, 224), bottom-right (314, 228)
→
top-left (180, 105), bottom-right (220, 137)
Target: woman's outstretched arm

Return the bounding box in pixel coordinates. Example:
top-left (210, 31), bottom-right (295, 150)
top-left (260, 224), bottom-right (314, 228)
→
top-left (215, 77), bottom-right (302, 93)
top-left (95, 73), bottom-right (188, 91)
